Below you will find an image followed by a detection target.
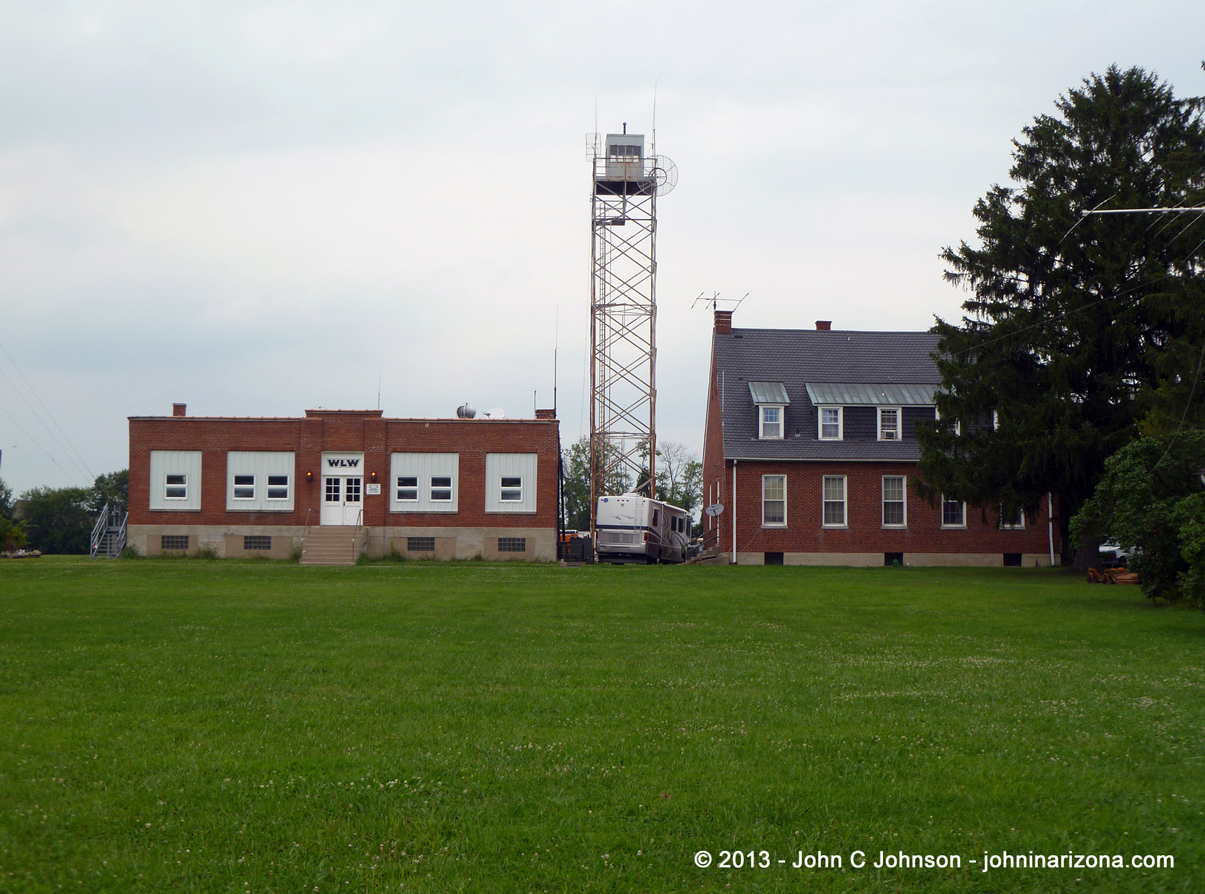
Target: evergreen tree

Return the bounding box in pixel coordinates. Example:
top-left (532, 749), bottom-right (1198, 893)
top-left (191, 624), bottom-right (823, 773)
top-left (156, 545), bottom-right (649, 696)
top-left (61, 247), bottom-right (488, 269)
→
top-left (917, 66), bottom-right (1205, 568)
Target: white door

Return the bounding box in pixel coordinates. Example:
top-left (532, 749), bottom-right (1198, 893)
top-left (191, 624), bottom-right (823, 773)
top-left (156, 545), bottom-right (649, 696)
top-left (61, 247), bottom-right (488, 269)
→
top-left (320, 453), bottom-right (365, 525)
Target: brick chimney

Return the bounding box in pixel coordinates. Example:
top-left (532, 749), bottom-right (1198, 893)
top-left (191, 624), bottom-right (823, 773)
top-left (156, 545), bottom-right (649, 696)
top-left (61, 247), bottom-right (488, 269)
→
top-left (715, 309), bottom-right (733, 333)
top-left (172, 403), bottom-right (187, 417)
top-left (815, 321), bottom-right (832, 331)
top-left (535, 408), bottom-right (556, 420)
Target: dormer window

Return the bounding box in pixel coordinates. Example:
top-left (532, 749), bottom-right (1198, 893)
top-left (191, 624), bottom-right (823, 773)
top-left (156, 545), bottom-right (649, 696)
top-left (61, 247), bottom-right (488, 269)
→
top-left (879, 407), bottom-right (901, 440)
top-left (760, 405), bottom-right (783, 439)
top-left (819, 406), bottom-right (843, 440)
top-left (749, 382), bottom-right (790, 441)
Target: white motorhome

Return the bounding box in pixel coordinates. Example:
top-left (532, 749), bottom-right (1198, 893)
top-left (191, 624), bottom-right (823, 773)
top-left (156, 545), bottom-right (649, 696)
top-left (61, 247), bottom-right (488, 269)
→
top-left (595, 494), bottom-right (689, 564)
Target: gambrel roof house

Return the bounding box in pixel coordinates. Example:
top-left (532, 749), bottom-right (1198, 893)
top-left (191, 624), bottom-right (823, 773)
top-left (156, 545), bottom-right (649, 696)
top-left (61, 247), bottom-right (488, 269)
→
top-left (700, 310), bottom-right (1053, 566)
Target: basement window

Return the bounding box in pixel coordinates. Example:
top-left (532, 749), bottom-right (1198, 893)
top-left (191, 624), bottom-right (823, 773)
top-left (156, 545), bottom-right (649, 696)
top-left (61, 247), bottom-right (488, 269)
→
top-left (498, 537), bottom-right (527, 553)
top-left (407, 537), bottom-right (435, 552)
top-left (244, 535), bottom-right (272, 551)
top-left (160, 535), bottom-right (189, 551)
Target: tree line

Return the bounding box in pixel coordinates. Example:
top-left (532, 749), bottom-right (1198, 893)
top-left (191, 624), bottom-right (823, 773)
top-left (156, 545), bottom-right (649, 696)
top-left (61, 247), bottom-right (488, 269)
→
top-left (561, 437), bottom-right (703, 534)
top-left (0, 471), bottom-right (128, 554)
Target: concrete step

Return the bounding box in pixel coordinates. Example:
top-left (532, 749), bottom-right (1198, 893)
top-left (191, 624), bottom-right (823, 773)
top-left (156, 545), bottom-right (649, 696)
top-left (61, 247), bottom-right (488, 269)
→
top-left (301, 526), bottom-right (366, 566)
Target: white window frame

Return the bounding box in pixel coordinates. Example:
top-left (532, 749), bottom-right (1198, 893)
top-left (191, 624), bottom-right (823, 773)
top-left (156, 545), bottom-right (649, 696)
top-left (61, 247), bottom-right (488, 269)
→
top-left (762, 475), bottom-right (786, 527)
top-left (935, 406), bottom-right (960, 436)
top-left (226, 452), bottom-right (295, 512)
top-left (485, 453), bottom-right (537, 514)
top-left (390, 453), bottom-right (459, 513)
top-left (396, 475), bottom-right (419, 503)
top-left (882, 475), bottom-right (907, 528)
top-left (232, 474), bottom-right (255, 501)
top-left (878, 406), bottom-right (901, 441)
top-left (941, 496), bottom-right (966, 528)
top-left (759, 405), bottom-right (784, 439)
top-left (822, 475), bottom-right (847, 528)
top-left (165, 473), bottom-right (188, 501)
top-left (151, 450), bottom-right (203, 511)
top-left (818, 406), bottom-right (843, 440)
top-left (1000, 505), bottom-right (1025, 529)
top-left (499, 475), bottom-right (523, 503)
top-left (266, 474), bottom-right (290, 502)
top-left (430, 476), bottom-right (454, 503)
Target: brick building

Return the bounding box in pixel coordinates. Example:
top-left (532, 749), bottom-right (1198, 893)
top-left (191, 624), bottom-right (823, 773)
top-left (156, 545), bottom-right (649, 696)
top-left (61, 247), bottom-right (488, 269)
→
top-left (128, 405), bottom-right (560, 561)
top-left (701, 310), bottom-right (1054, 566)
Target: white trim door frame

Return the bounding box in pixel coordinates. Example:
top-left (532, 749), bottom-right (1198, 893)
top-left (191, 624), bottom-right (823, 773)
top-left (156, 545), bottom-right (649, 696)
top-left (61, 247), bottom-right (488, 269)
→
top-left (320, 452), bottom-right (364, 525)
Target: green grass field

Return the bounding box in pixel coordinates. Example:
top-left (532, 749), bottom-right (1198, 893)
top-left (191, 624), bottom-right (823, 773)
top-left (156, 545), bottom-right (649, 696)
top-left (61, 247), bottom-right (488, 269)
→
top-left (1, 558), bottom-right (1202, 893)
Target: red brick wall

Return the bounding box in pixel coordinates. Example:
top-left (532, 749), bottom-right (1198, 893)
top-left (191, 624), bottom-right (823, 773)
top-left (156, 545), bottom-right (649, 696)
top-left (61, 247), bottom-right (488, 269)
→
top-left (724, 459), bottom-right (1051, 556)
top-left (129, 412), bottom-right (560, 530)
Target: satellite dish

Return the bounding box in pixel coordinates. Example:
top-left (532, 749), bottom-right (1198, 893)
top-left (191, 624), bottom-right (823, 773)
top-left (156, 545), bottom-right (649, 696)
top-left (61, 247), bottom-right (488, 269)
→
top-left (485, 407), bottom-right (506, 419)
top-left (704, 503), bottom-right (724, 517)
top-left (649, 155), bottom-right (678, 196)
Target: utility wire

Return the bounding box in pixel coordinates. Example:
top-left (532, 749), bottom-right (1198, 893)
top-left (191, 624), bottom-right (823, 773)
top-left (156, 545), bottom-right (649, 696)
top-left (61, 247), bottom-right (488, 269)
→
top-left (0, 341), bottom-right (95, 482)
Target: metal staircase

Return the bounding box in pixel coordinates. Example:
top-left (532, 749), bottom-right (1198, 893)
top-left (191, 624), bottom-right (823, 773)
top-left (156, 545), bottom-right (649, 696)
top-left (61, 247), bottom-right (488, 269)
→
top-left (90, 502), bottom-right (128, 558)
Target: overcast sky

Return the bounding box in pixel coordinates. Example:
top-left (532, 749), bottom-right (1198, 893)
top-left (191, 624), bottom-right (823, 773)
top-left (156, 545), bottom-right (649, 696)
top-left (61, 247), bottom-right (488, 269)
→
top-left (1, 1), bottom-right (1203, 495)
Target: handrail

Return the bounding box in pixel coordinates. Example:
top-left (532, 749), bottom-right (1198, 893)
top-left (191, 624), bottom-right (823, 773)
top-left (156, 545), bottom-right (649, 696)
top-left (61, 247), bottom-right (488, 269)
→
top-left (90, 503), bottom-right (110, 558)
top-left (114, 510), bottom-right (127, 556)
top-left (352, 508), bottom-right (364, 563)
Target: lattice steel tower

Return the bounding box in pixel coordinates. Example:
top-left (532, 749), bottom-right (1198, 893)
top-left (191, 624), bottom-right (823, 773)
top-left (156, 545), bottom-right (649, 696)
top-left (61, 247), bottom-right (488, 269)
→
top-left (589, 126), bottom-right (678, 534)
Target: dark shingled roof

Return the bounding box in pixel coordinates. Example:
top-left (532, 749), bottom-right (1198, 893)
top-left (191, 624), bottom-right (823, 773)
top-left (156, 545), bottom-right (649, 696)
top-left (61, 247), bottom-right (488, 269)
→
top-left (716, 327), bottom-right (942, 461)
